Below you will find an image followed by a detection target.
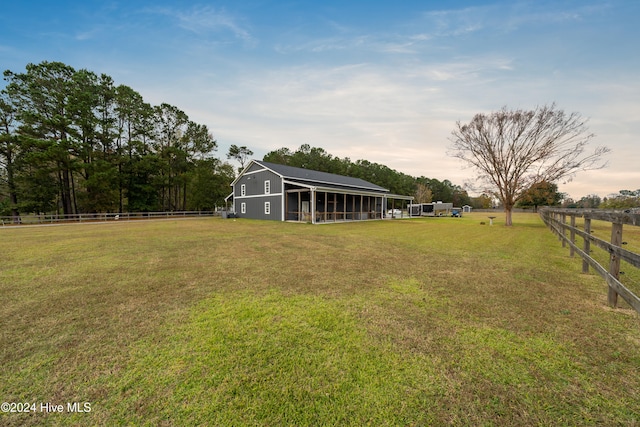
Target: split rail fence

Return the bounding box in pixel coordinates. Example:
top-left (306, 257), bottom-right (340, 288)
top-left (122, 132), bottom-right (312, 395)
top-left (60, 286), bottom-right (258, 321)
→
top-left (0, 211), bottom-right (217, 226)
top-left (540, 208), bottom-right (640, 314)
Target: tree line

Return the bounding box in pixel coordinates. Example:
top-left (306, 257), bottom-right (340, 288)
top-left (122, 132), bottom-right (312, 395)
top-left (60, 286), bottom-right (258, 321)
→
top-left (512, 181), bottom-right (640, 211)
top-left (263, 144), bottom-right (481, 207)
top-left (1, 61), bottom-right (235, 221)
top-left (561, 190), bottom-right (640, 210)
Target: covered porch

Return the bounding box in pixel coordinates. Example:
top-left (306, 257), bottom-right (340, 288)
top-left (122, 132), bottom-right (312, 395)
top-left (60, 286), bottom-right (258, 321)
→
top-left (284, 182), bottom-right (413, 223)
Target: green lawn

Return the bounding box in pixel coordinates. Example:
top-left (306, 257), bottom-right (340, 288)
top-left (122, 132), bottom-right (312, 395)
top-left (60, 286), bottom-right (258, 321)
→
top-left (1, 213), bottom-right (639, 426)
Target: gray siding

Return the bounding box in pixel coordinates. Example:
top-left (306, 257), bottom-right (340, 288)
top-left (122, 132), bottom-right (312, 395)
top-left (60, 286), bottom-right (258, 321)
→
top-left (235, 195), bottom-right (282, 221)
top-left (234, 166), bottom-right (283, 221)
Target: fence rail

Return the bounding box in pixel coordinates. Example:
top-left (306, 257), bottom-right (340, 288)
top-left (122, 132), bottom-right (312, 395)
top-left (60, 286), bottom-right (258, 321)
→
top-left (1, 211), bottom-right (218, 226)
top-left (540, 208), bottom-right (640, 314)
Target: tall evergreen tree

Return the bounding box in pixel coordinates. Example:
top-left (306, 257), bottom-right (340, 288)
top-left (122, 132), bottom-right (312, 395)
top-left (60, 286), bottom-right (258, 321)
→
top-left (4, 61), bottom-right (79, 215)
top-left (0, 90), bottom-right (20, 221)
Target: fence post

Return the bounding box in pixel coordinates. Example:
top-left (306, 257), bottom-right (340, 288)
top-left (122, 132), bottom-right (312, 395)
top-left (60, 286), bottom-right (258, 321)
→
top-left (569, 215), bottom-right (576, 257)
top-left (561, 214), bottom-right (566, 247)
top-left (608, 222), bottom-right (623, 307)
top-left (582, 218), bottom-right (591, 273)
top-left (556, 212), bottom-right (562, 239)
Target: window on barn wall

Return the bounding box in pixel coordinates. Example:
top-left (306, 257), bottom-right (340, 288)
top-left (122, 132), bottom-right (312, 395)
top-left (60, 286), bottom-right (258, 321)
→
top-left (265, 202), bottom-right (271, 215)
top-left (241, 203), bottom-right (246, 214)
top-left (241, 184), bottom-right (246, 196)
top-left (265, 180), bottom-right (270, 194)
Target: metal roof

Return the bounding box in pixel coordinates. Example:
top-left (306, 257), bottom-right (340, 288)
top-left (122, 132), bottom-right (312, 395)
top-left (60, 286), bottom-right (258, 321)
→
top-left (254, 160), bottom-right (389, 193)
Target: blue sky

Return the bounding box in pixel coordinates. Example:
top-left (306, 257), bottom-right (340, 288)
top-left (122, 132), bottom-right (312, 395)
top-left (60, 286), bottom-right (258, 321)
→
top-left (2, 0), bottom-right (638, 198)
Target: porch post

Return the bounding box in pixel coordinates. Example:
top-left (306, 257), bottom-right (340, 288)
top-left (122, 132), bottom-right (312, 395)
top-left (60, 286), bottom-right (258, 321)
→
top-left (374, 197), bottom-right (378, 218)
top-left (352, 195), bottom-right (356, 220)
top-left (282, 182), bottom-right (285, 221)
top-left (324, 191), bottom-right (328, 223)
top-left (343, 193), bottom-right (347, 220)
top-left (383, 196), bottom-right (387, 219)
top-left (311, 189), bottom-right (316, 224)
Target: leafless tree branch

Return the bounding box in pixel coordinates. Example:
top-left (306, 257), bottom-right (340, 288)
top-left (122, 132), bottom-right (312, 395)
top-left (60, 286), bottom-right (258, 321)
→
top-left (448, 104), bottom-right (610, 225)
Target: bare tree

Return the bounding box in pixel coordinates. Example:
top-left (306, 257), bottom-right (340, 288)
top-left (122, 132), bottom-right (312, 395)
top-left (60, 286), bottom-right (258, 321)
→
top-left (448, 104), bottom-right (609, 225)
top-left (414, 182), bottom-right (433, 204)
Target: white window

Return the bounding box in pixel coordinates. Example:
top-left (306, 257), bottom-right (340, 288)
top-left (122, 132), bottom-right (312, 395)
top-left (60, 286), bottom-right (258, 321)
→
top-left (240, 184), bottom-right (246, 197)
top-left (264, 180), bottom-right (270, 194)
top-left (264, 202), bottom-right (271, 215)
top-left (241, 202), bottom-right (246, 214)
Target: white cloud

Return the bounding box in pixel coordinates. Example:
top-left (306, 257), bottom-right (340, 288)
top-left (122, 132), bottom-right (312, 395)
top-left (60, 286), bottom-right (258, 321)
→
top-left (75, 31), bottom-right (96, 41)
top-left (421, 6), bottom-right (492, 37)
top-left (151, 5), bottom-right (253, 43)
top-left (105, 1), bottom-right (637, 199)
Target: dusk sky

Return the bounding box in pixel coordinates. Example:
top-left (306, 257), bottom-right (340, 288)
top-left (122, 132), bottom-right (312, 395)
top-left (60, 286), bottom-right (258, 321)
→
top-left (2, 0), bottom-right (638, 199)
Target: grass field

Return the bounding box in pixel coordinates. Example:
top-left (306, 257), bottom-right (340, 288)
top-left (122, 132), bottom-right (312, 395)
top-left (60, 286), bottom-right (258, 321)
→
top-left (1, 213), bottom-right (639, 426)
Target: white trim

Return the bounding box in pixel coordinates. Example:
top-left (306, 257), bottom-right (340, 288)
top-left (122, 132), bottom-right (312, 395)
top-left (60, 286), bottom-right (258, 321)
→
top-left (281, 180), bottom-right (285, 221)
top-left (241, 202), bottom-right (246, 214)
top-left (235, 193), bottom-right (283, 199)
top-left (283, 179), bottom-right (314, 190)
top-left (264, 179), bottom-right (271, 194)
top-left (230, 159), bottom-right (284, 187)
top-left (240, 184), bottom-right (246, 197)
top-left (243, 168), bottom-right (268, 176)
top-left (249, 160), bottom-right (285, 179)
top-left (287, 177), bottom-right (384, 192)
top-left (264, 201), bottom-right (271, 215)
top-left (283, 180), bottom-right (388, 198)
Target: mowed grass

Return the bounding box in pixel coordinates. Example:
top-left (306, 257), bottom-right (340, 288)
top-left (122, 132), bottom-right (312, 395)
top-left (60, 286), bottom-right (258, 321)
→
top-left (1, 213), bottom-right (639, 426)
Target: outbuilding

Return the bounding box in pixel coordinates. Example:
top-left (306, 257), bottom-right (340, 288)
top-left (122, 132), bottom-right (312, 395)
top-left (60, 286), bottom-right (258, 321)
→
top-left (409, 201), bottom-right (454, 217)
top-left (227, 160), bottom-right (413, 223)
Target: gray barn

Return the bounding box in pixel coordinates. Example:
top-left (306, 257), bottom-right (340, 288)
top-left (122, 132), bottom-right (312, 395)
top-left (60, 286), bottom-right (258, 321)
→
top-left (228, 160), bottom-right (412, 223)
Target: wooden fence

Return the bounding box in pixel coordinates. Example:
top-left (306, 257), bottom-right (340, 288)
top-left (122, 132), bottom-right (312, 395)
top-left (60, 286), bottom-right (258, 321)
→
top-left (0, 211), bottom-right (218, 226)
top-left (540, 208), bottom-right (640, 314)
